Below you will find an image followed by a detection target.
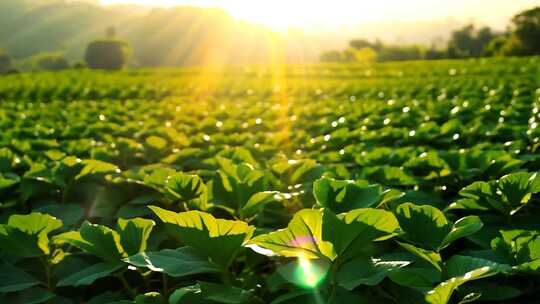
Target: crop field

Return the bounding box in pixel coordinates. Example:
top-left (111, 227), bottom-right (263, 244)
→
top-left (1, 57), bottom-right (540, 303)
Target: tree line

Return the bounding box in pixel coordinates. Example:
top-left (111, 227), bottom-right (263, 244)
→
top-left (0, 0), bottom-right (284, 73)
top-left (0, 26), bottom-right (130, 73)
top-left (321, 7), bottom-right (540, 63)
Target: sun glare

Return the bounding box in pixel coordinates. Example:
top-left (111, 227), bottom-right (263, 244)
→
top-left (100, 0), bottom-right (379, 30)
top-left (101, 0), bottom-right (540, 31)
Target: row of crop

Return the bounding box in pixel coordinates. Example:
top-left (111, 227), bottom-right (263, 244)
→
top-left (1, 191), bottom-right (538, 303)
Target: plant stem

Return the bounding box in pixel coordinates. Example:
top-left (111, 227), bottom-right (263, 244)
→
top-left (162, 273), bottom-right (169, 297)
top-left (40, 257), bottom-right (52, 291)
top-left (117, 272), bottom-right (136, 299)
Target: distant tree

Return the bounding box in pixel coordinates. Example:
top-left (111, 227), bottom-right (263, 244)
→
top-left (0, 49), bottom-right (12, 74)
top-left (448, 25), bottom-right (496, 58)
top-left (377, 45), bottom-right (424, 62)
top-left (72, 61), bottom-right (87, 69)
top-left (33, 53), bottom-right (70, 71)
top-left (484, 36), bottom-right (509, 57)
top-left (349, 39), bottom-right (373, 50)
top-left (106, 26), bottom-right (116, 38)
top-left (354, 48), bottom-right (378, 62)
top-left (511, 7), bottom-right (540, 55)
top-left (84, 39), bottom-right (130, 70)
top-left (320, 50), bottom-right (345, 62)
top-left (425, 48), bottom-right (446, 60)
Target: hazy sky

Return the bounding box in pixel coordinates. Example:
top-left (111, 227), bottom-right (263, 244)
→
top-left (100, 0), bottom-right (539, 30)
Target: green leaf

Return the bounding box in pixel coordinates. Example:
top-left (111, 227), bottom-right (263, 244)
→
top-left (272, 259), bottom-right (331, 289)
top-left (498, 172), bottom-right (540, 215)
top-left (75, 159), bottom-right (119, 180)
top-left (117, 218), bottom-right (155, 256)
top-left (125, 247), bottom-right (220, 277)
top-left (425, 266), bottom-right (500, 304)
top-left (458, 283), bottom-right (522, 301)
top-left (168, 283), bottom-right (257, 304)
top-left (212, 157), bottom-right (266, 212)
top-left (440, 216), bottom-right (483, 250)
top-left (398, 242), bottom-right (443, 272)
top-left (0, 172), bottom-right (19, 191)
top-left (199, 281), bottom-right (256, 304)
top-left (34, 204), bottom-right (84, 228)
top-left (169, 285), bottom-right (214, 304)
top-left (491, 229), bottom-right (540, 267)
top-left (388, 264), bottom-right (441, 288)
top-left (395, 203), bottom-right (450, 251)
top-left (249, 208), bottom-right (398, 261)
top-left (240, 191), bottom-right (280, 218)
top-left (149, 206), bottom-right (254, 269)
top-left (453, 172), bottom-right (540, 216)
top-left (5, 287), bottom-right (55, 304)
top-left (313, 177), bottom-right (386, 212)
top-left (0, 225), bottom-right (43, 257)
top-left (54, 221), bottom-right (124, 262)
top-left (57, 262), bottom-right (124, 287)
top-left (0, 263), bottom-right (40, 292)
top-left (451, 181), bottom-right (493, 211)
top-left (136, 292), bottom-right (163, 304)
top-left (337, 256), bottom-right (410, 290)
top-left (0, 148), bottom-right (14, 172)
top-left (166, 173), bottom-right (206, 199)
top-left (269, 291), bottom-right (313, 304)
top-left (457, 293), bottom-right (482, 304)
top-left (446, 255), bottom-right (511, 278)
top-left (396, 203), bottom-right (481, 252)
top-left (8, 212), bottom-right (63, 235)
top-left (0, 213), bottom-right (63, 257)
top-left (87, 292), bottom-right (126, 304)
top-left (145, 136), bottom-right (168, 150)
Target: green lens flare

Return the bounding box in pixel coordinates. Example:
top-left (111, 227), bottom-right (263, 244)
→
top-left (294, 254), bottom-right (328, 288)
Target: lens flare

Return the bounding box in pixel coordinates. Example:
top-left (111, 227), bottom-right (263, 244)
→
top-left (294, 253), bottom-right (328, 288)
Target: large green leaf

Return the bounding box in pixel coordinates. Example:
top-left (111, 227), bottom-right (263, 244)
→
top-left (0, 263), bottom-right (41, 292)
top-left (212, 157), bottom-right (266, 212)
top-left (0, 148), bottom-right (14, 172)
top-left (498, 172), bottom-right (540, 215)
top-left (125, 247), bottom-right (220, 277)
top-left (166, 173), bottom-right (206, 199)
top-left (452, 172), bottom-right (540, 216)
top-left (313, 177), bottom-right (398, 212)
top-left (424, 265), bottom-right (501, 304)
top-left (0, 213), bottom-right (63, 257)
top-left (395, 203), bottom-right (450, 251)
top-left (398, 242), bottom-right (443, 272)
top-left (57, 262), bottom-right (124, 287)
top-left (439, 216), bottom-right (483, 250)
top-left (199, 282), bottom-right (257, 304)
top-left (54, 221), bottom-right (124, 262)
top-left (0, 172), bottom-right (19, 191)
top-left (240, 191), bottom-right (280, 219)
top-left (396, 203), bottom-right (482, 252)
top-left (136, 292), bottom-right (163, 304)
top-left (117, 218), bottom-right (155, 256)
top-left (34, 204), bottom-right (84, 228)
top-left (75, 159), bottom-right (120, 180)
top-left (491, 229), bottom-right (540, 268)
top-left (248, 208), bottom-right (398, 261)
top-left (149, 206), bottom-right (254, 269)
top-left (168, 283), bottom-right (257, 304)
top-left (1, 287), bottom-right (55, 304)
top-left (336, 256), bottom-right (410, 290)
top-left (446, 255), bottom-right (511, 278)
top-left (169, 285), bottom-right (215, 304)
top-left (0, 225), bottom-right (42, 257)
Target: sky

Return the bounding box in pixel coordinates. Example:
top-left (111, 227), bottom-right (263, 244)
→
top-left (100, 0), bottom-right (540, 30)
